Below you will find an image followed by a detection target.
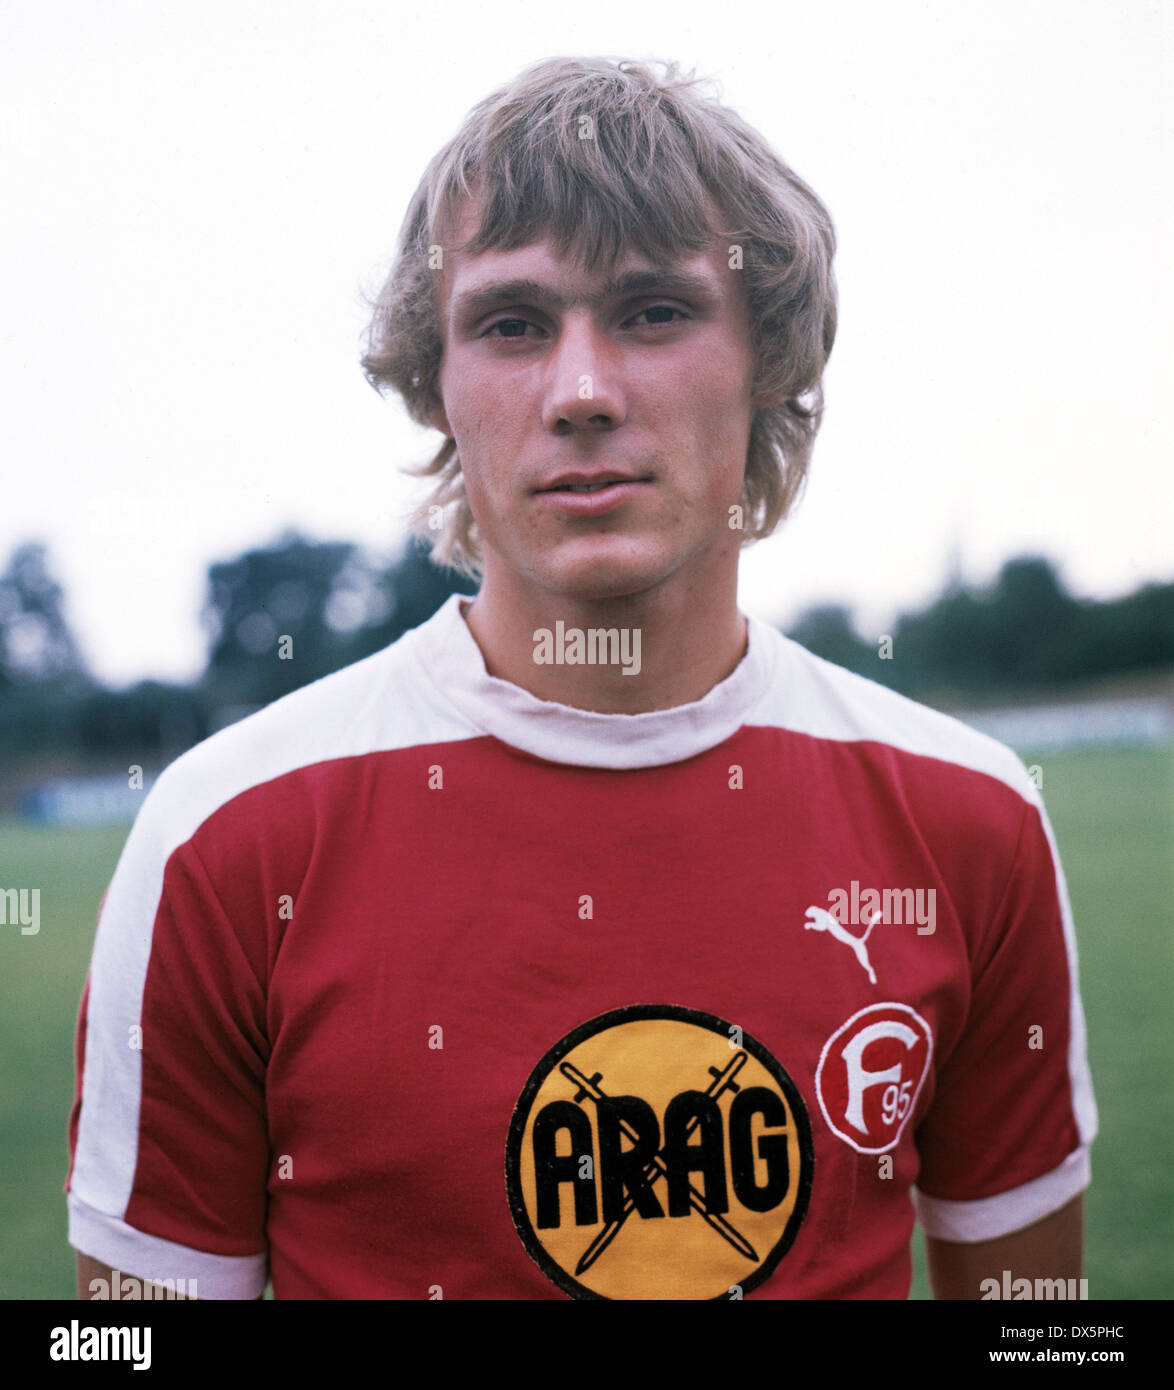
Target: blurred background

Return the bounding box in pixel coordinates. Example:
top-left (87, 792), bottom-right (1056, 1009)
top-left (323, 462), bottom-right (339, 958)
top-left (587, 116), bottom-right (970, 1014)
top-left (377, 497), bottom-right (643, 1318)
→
top-left (1, 0), bottom-right (1171, 1300)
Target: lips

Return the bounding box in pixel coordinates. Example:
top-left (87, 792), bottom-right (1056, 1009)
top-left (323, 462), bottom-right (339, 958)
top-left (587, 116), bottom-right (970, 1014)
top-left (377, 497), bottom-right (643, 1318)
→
top-left (536, 472), bottom-right (650, 494)
top-left (533, 477), bottom-right (652, 516)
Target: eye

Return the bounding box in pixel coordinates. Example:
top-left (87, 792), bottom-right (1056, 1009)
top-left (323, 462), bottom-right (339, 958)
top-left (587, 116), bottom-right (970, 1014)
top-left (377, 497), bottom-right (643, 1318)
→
top-left (483, 317), bottom-right (537, 340)
top-left (480, 304), bottom-right (688, 341)
top-left (627, 304), bottom-right (687, 328)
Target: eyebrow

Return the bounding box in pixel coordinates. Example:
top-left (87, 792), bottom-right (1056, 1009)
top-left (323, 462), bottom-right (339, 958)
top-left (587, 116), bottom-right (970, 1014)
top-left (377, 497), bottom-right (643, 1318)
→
top-left (450, 267), bottom-right (720, 325)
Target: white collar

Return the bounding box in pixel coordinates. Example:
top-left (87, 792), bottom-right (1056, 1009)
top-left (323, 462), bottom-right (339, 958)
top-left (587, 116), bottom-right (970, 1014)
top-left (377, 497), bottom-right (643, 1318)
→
top-left (406, 594), bottom-right (778, 769)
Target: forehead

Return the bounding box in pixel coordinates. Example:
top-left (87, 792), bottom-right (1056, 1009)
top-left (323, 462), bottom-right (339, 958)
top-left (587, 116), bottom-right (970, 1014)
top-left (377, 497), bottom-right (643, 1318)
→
top-left (437, 193), bottom-right (739, 321)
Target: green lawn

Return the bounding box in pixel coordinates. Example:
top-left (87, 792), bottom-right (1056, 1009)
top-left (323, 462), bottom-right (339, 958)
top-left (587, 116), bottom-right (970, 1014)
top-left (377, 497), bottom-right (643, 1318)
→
top-left (2, 742), bottom-right (1170, 1299)
top-left (0, 821), bottom-right (131, 1300)
top-left (908, 743), bottom-right (1173, 1299)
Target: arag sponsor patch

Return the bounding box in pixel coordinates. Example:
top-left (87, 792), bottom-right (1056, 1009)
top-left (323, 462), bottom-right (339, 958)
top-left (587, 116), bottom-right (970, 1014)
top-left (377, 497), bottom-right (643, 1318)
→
top-left (505, 1004), bottom-right (813, 1300)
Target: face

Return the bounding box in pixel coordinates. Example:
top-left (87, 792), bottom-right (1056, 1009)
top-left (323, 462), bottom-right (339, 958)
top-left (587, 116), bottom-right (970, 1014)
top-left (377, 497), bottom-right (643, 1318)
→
top-left (432, 196), bottom-right (767, 608)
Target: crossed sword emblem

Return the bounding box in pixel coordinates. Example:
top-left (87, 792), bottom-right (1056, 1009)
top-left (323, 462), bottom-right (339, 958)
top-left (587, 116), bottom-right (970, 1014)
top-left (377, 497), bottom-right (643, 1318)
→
top-left (558, 1050), bottom-right (759, 1276)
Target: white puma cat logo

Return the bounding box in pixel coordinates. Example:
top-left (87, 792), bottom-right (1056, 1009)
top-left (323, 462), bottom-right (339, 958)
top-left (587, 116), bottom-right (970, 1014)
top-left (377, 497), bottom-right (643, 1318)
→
top-left (804, 904), bottom-right (882, 985)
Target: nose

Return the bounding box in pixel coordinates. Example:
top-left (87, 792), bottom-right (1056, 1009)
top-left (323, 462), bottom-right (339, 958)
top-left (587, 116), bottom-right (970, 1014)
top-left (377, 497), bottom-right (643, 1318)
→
top-left (540, 313), bottom-right (628, 435)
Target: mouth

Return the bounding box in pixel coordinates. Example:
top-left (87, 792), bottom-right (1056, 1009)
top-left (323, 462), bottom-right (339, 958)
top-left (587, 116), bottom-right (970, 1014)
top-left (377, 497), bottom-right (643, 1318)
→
top-left (533, 476), bottom-right (653, 516)
top-left (535, 474), bottom-right (653, 495)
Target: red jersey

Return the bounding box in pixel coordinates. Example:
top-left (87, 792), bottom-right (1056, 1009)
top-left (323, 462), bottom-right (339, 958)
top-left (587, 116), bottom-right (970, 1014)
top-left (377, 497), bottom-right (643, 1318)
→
top-left (66, 596), bottom-right (1097, 1299)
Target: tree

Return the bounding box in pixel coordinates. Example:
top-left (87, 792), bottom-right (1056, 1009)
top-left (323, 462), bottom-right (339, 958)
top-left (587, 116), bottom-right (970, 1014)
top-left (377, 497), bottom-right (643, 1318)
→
top-left (786, 604), bottom-right (875, 676)
top-left (0, 542), bottom-right (87, 688)
top-left (201, 531), bottom-right (363, 708)
top-left (340, 535), bottom-right (478, 665)
top-left (199, 530), bottom-right (478, 714)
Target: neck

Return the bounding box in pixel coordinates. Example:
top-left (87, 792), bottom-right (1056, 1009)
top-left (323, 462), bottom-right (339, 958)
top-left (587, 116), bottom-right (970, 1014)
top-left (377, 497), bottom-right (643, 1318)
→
top-left (462, 569), bottom-right (748, 714)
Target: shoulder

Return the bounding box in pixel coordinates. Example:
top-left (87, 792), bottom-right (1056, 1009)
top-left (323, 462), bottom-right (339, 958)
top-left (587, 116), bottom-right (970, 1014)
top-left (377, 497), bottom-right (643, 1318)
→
top-left (134, 614), bottom-right (479, 864)
top-left (751, 623), bottom-right (1042, 823)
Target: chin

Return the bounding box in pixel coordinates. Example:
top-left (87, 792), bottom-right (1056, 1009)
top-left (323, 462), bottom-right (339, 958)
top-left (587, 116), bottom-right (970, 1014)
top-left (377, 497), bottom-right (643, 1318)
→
top-left (539, 544), bottom-right (674, 603)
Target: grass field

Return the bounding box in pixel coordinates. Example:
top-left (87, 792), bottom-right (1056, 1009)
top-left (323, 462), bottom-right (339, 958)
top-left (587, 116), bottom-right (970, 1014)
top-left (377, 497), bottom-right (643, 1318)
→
top-left (2, 742), bottom-right (1170, 1300)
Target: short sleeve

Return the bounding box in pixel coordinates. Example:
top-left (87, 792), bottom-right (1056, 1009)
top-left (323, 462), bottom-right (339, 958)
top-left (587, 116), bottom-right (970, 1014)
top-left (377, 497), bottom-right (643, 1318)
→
top-left (66, 775), bottom-right (270, 1300)
top-left (912, 792), bottom-right (1098, 1242)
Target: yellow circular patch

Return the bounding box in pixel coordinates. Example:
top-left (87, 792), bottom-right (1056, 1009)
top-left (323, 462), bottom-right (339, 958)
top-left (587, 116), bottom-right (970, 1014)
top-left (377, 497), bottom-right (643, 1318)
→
top-left (505, 1005), bottom-right (813, 1300)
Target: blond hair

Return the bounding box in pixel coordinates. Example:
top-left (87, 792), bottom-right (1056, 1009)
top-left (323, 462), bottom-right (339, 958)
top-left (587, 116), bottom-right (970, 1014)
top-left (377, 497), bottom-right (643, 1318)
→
top-left (361, 56), bottom-right (837, 578)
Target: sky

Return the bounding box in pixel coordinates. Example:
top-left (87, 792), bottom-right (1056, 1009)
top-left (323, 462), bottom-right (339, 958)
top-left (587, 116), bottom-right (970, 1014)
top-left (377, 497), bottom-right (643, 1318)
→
top-left (3, 0), bottom-right (1171, 687)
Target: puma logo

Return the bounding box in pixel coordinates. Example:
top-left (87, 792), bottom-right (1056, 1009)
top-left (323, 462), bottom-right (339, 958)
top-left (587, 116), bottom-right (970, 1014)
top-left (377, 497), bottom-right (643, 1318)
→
top-left (804, 904), bottom-right (882, 985)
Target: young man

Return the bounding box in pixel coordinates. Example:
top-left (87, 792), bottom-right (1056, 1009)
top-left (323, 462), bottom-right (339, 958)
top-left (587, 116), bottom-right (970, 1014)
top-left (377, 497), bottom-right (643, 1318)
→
top-left (68, 57), bottom-right (1095, 1300)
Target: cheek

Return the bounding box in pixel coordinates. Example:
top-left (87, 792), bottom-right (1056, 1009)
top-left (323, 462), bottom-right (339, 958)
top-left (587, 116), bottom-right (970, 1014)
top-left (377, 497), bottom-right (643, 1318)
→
top-left (448, 367), bottom-right (526, 456)
top-left (673, 343), bottom-right (753, 425)
top-left (691, 381), bottom-right (753, 470)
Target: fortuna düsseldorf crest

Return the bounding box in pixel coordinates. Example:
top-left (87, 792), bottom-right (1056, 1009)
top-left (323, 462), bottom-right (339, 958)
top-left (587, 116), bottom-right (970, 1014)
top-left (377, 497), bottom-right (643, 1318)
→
top-left (815, 1003), bottom-right (933, 1155)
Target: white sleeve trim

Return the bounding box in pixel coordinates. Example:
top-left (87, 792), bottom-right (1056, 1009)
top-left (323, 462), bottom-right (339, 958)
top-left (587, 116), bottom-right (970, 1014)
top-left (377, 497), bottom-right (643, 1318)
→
top-left (913, 1146), bottom-right (1091, 1243)
top-left (68, 1192), bottom-right (267, 1300)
